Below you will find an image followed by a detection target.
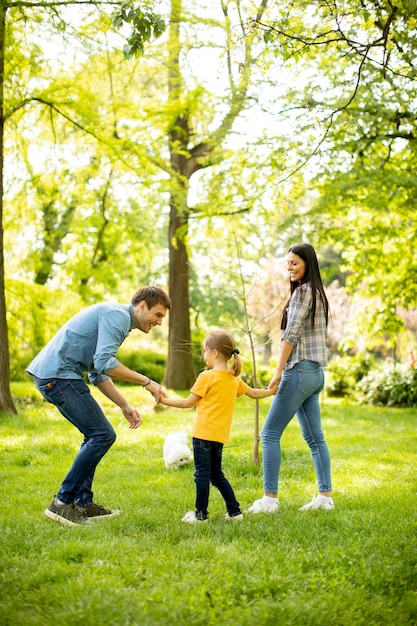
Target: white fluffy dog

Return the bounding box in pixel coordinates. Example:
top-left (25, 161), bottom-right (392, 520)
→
top-left (163, 431), bottom-right (192, 469)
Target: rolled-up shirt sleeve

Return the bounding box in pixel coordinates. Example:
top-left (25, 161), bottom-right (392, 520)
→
top-left (282, 285), bottom-right (312, 347)
top-left (90, 310), bottom-right (130, 382)
top-left (280, 283), bottom-right (328, 369)
top-left (88, 370), bottom-right (111, 386)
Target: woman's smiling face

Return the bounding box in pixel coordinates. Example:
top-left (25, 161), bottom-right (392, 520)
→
top-left (287, 252), bottom-right (307, 283)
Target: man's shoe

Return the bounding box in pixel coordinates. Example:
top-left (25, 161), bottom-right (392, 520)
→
top-left (246, 498), bottom-right (279, 514)
top-left (44, 497), bottom-right (93, 526)
top-left (225, 512), bottom-right (244, 521)
top-left (299, 496), bottom-right (335, 511)
top-left (181, 511), bottom-right (208, 524)
top-left (80, 503), bottom-right (121, 519)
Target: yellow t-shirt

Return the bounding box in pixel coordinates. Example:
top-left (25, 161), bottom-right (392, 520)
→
top-left (190, 369), bottom-right (250, 444)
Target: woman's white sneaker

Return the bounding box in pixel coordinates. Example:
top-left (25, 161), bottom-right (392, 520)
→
top-left (246, 497), bottom-right (279, 514)
top-left (299, 495), bottom-right (334, 511)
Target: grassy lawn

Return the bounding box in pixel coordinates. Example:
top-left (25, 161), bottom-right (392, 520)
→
top-left (1, 383), bottom-right (416, 625)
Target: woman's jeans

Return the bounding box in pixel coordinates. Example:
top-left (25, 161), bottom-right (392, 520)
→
top-left (192, 438), bottom-right (241, 519)
top-left (261, 360), bottom-right (332, 494)
top-left (33, 377), bottom-right (116, 506)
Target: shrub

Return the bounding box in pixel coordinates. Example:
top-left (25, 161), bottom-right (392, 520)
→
top-left (240, 360), bottom-right (274, 388)
top-left (10, 353), bottom-right (33, 382)
top-left (117, 348), bottom-right (166, 383)
top-left (326, 357), bottom-right (352, 397)
top-left (358, 364), bottom-right (417, 407)
top-left (326, 355), bottom-right (375, 397)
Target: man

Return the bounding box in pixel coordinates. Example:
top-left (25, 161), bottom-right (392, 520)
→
top-left (27, 286), bottom-right (171, 527)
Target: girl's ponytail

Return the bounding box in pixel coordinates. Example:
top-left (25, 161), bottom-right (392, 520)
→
top-left (230, 348), bottom-right (242, 377)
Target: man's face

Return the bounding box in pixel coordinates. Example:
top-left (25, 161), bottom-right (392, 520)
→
top-left (134, 301), bottom-right (168, 333)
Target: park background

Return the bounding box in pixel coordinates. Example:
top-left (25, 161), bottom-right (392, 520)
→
top-left (0, 1), bottom-right (416, 624)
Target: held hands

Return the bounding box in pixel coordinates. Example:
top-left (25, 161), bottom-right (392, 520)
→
top-left (268, 381), bottom-right (280, 394)
top-left (144, 379), bottom-right (167, 403)
top-left (268, 370), bottom-right (283, 390)
top-left (121, 403), bottom-right (142, 429)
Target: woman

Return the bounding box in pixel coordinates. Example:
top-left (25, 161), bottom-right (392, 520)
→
top-left (248, 243), bottom-right (334, 513)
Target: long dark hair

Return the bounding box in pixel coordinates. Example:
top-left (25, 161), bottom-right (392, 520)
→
top-left (281, 243), bottom-right (329, 330)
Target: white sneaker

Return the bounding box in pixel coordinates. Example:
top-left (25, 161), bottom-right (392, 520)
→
top-left (246, 498), bottom-right (279, 514)
top-left (224, 512), bottom-right (244, 521)
top-left (181, 511), bottom-right (208, 523)
top-left (299, 496), bottom-right (334, 511)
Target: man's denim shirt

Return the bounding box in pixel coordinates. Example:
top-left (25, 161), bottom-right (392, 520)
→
top-left (26, 303), bottom-right (134, 386)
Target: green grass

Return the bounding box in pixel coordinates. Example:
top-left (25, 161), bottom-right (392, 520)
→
top-left (1, 383), bottom-right (417, 625)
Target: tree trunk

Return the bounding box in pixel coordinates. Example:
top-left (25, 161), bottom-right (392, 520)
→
top-left (0, 1), bottom-right (16, 414)
top-left (163, 0), bottom-right (195, 389)
top-left (162, 0), bottom-right (270, 389)
top-left (164, 195), bottom-right (195, 389)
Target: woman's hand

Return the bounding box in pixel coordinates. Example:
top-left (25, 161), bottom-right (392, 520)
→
top-left (268, 370), bottom-right (282, 390)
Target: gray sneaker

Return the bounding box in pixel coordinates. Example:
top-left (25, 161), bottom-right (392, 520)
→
top-left (45, 497), bottom-right (94, 526)
top-left (79, 503), bottom-right (121, 519)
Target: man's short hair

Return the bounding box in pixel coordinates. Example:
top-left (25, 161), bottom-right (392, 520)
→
top-left (131, 286), bottom-right (171, 310)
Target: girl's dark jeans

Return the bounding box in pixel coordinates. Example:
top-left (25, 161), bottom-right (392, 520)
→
top-left (192, 437), bottom-right (241, 519)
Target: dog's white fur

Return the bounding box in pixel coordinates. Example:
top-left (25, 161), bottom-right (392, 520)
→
top-left (163, 431), bottom-right (192, 469)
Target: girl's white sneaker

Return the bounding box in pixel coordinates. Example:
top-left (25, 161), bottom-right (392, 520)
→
top-left (224, 512), bottom-right (244, 521)
top-left (181, 510), bottom-right (208, 523)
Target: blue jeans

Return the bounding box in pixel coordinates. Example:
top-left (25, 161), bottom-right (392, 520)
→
top-left (192, 438), bottom-right (241, 519)
top-left (261, 360), bottom-right (332, 494)
top-left (33, 377), bottom-right (116, 506)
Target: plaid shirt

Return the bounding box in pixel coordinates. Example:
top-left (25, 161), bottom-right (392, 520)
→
top-left (282, 283), bottom-right (328, 369)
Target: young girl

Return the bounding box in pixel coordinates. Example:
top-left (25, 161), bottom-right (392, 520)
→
top-left (159, 329), bottom-right (278, 523)
top-left (248, 243), bottom-right (333, 514)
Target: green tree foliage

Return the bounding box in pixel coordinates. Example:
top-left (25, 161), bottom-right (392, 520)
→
top-left (255, 0), bottom-right (417, 350)
top-left (6, 0), bottom-right (416, 410)
top-left (3, 0), bottom-right (297, 401)
top-left (0, 0), bottom-right (166, 413)
top-left (103, 0), bottom-right (300, 389)
top-left (111, 0), bottom-right (166, 57)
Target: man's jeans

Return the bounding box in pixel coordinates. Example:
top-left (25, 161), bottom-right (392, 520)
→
top-left (33, 377), bottom-right (116, 506)
top-left (192, 438), bottom-right (241, 519)
top-left (261, 360), bottom-right (332, 494)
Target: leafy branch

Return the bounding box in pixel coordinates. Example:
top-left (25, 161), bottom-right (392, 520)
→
top-left (111, 1), bottom-right (166, 58)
